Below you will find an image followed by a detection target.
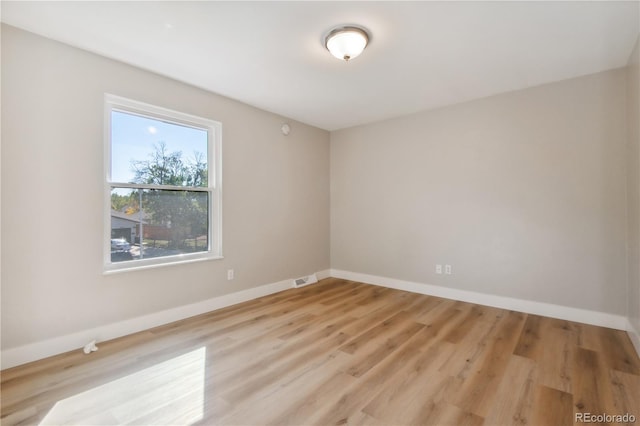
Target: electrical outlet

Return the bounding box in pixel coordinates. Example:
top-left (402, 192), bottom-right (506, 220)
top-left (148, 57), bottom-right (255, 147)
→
top-left (227, 269), bottom-right (234, 280)
top-left (436, 264), bottom-right (442, 274)
top-left (445, 264), bottom-right (452, 275)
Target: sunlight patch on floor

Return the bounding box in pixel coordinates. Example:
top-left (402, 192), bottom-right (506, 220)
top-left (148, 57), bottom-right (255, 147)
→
top-left (40, 347), bottom-right (206, 425)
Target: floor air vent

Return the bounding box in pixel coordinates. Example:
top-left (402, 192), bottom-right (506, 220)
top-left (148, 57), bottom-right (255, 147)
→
top-left (292, 274), bottom-right (318, 288)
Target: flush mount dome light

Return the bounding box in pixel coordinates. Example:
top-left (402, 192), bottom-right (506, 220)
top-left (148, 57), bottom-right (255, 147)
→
top-left (324, 26), bottom-right (369, 61)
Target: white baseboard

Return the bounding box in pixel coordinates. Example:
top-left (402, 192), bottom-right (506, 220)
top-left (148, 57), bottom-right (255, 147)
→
top-left (628, 320), bottom-right (640, 357)
top-left (316, 269), bottom-right (331, 280)
top-left (4, 267), bottom-right (630, 370)
top-left (330, 269), bottom-right (628, 331)
top-left (2, 269), bottom-right (329, 370)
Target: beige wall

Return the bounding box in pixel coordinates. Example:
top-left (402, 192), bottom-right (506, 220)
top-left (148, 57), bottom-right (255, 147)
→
top-left (2, 22), bottom-right (637, 359)
top-left (628, 35), bottom-right (640, 336)
top-left (331, 69), bottom-right (628, 315)
top-left (0, 25), bottom-right (330, 350)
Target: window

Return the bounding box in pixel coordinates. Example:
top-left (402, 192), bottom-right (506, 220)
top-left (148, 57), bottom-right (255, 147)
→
top-left (105, 94), bottom-right (222, 271)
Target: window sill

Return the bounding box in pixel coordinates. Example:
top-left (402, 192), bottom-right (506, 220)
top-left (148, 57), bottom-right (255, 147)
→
top-left (104, 253), bottom-right (223, 275)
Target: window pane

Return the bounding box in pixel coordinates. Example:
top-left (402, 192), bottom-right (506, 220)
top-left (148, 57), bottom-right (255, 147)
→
top-left (140, 189), bottom-right (209, 259)
top-left (110, 188), bottom-right (141, 262)
top-left (111, 110), bottom-right (208, 186)
top-left (111, 188), bottom-right (209, 262)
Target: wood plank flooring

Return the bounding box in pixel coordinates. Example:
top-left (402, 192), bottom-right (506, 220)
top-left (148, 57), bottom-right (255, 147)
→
top-left (1, 278), bottom-right (639, 425)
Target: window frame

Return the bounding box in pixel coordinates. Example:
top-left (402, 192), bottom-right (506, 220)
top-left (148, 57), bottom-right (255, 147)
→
top-left (104, 94), bottom-right (222, 273)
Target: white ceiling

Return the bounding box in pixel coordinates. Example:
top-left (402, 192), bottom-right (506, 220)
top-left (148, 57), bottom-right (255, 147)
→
top-left (2, 1), bottom-right (639, 131)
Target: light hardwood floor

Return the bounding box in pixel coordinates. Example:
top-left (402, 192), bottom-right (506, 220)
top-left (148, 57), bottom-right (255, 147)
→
top-left (2, 278), bottom-right (639, 425)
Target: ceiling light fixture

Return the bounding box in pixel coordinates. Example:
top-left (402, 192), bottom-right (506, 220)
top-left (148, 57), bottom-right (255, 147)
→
top-left (324, 26), bottom-right (369, 62)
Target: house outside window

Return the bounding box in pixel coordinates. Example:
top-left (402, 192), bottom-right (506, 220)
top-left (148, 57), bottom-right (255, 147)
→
top-left (105, 94), bottom-right (222, 271)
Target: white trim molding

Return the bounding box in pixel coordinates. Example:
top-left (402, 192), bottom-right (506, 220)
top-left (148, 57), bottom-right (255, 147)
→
top-left (628, 320), bottom-right (640, 357)
top-left (330, 269), bottom-right (628, 331)
top-left (1, 269), bottom-right (330, 370)
top-left (5, 268), bottom-right (629, 369)
top-left (316, 269), bottom-right (331, 280)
